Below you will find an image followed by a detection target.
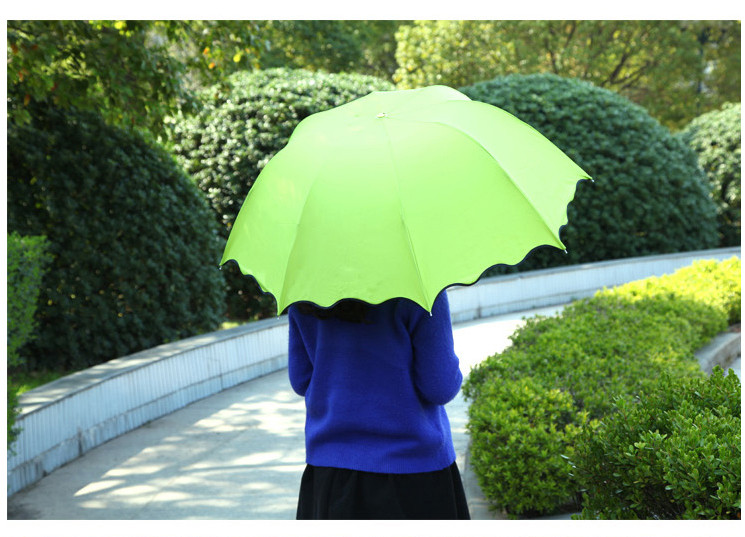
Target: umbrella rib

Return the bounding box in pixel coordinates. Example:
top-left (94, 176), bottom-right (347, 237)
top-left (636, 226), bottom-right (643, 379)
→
top-left (381, 119), bottom-right (432, 311)
top-left (276, 156), bottom-right (331, 311)
top-left (412, 117), bottom-right (568, 246)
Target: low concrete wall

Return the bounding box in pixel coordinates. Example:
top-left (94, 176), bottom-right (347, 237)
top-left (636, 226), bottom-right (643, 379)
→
top-left (7, 247), bottom-right (740, 496)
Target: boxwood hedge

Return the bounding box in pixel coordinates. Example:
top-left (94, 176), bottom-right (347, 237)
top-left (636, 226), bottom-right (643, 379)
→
top-left (168, 67), bottom-right (395, 319)
top-left (678, 102), bottom-right (741, 247)
top-left (463, 257), bottom-right (740, 518)
top-left (460, 73), bottom-right (719, 274)
top-left (7, 105), bottom-right (226, 371)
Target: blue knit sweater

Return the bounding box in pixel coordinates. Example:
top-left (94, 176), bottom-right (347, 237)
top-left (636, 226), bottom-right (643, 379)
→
top-left (288, 291), bottom-right (462, 474)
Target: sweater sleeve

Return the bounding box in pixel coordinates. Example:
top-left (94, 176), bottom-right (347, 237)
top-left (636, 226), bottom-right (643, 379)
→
top-left (288, 307), bottom-right (313, 396)
top-left (409, 291), bottom-right (463, 405)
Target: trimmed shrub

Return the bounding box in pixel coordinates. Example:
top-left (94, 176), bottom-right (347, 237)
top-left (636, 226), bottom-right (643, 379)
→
top-left (460, 73), bottom-right (719, 274)
top-left (679, 102), bottom-right (741, 247)
top-left (168, 67), bottom-right (396, 319)
top-left (7, 105), bottom-right (226, 371)
top-left (6, 233), bottom-right (53, 369)
top-left (572, 368), bottom-right (741, 519)
top-left (463, 257), bottom-right (740, 518)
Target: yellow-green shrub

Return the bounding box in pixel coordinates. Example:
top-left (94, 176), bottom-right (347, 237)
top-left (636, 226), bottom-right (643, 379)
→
top-left (463, 257), bottom-right (740, 518)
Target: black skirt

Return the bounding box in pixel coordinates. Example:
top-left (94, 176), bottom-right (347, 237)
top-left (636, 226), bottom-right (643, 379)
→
top-left (296, 462), bottom-right (471, 520)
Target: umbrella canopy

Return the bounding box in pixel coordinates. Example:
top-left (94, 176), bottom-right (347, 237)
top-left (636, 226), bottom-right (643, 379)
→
top-left (221, 85), bottom-right (591, 314)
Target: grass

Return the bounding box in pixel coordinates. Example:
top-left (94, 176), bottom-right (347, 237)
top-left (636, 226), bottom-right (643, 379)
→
top-left (12, 369), bottom-right (70, 395)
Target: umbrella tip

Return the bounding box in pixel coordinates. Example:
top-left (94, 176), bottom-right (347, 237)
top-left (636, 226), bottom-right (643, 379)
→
top-left (563, 249), bottom-right (568, 254)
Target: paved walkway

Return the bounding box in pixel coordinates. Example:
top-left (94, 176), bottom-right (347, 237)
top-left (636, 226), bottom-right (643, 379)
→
top-left (7, 304), bottom-right (566, 520)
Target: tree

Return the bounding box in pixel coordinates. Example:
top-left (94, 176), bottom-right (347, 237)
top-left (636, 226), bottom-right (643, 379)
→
top-left (256, 20), bottom-right (403, 81)
top-left (7, 20), bottom-right (266, 135)
top-left (394, 20), bottom-right (741, 129)
top-left (7, 20), bottom-right (403, 136)
top-left (8, 21), bottom-right (189, 134)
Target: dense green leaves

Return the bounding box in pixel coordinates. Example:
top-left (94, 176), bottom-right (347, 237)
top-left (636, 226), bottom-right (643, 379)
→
top-left (679, 102), bottom-right (742, 246)
top-left (463, 258), bottom-right (740, 518)
top-left (7, 21), bottom-right (199, 135)
top-left (7, 104), bottom-right (226, 370)
top-left (168, 68), bottom-right (395, 319)
top-left (6, 233), bottom-right (53, 450)
top-left (572, 368), bottom-right (741, 519)
top-left (460, 73), bottom-right (718, 275)
top-left (6, 233), bottom-right (53, 369)
top-left (395, 20), bottom-right (741, 129)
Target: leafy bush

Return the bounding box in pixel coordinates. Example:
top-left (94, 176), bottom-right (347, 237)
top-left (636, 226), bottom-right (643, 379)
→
top-left (168, 67), bottom-right (395, 319)
top-left (460, 73), bottom-right (719, 274)
top-left (572, 367), bottom-right (741, 519)
top-left (7, 105), bottom-right (226, 371)
top-left (7, 233), bottom-right (52, 450)
top-left (604, 257), bottom-right (741, 327)
top-left (463, 257), bottom-right (740, 518)
top-left (6, 233), bottom-right (53, 368)
top-left (7, 380), bottom-right (21, 452)
top-left (679, 102), bottom-right (741, 246)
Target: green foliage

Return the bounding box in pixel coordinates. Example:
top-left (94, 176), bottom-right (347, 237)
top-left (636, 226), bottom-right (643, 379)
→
top-left (7, 20), bottom-right (401, 137)
top-left (7, 20), bottom-right (201, 135)
top-left (7, 104), bottom-right (226, 371)
top-left (6, 233), bottom-right (53, 368)
top-left (460, 73), bottom-right (718, 275)
top-left (463, 258), bottom-right (740, 518)
top-left (394, 20), bottom-right (741, 128)
top-left (8, 380), bottom-right (21, 452)
top-left (6, 232), bottom-right (52, 452)
top-left (679, 102), bottom-right (742, 246)
top-left (256, 21), bottom-right (404, 82)
top-left (168, 67), bottom-right (395, 319)
top-left (572, 368), bottom-right (741, 519)
top-left (605, 257), bottom-right (742, 327)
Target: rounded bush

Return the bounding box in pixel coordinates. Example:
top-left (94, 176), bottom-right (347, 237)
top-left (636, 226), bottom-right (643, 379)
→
top-left (460, 73), bottom-right (719, 273)
top-left (7, 105), bottom-right (226, 371)
top-left (679, 102), bottom-right (741, 246)
top-left (168, 67), bottom-right (396, 319)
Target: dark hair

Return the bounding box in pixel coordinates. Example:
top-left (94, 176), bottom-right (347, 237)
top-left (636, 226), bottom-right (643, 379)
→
top-left (295, 299), bottom-right (370, 323)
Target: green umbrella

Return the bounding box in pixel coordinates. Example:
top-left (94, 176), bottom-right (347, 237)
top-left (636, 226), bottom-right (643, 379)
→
top-left (221, 85), bottom-right (591, 314)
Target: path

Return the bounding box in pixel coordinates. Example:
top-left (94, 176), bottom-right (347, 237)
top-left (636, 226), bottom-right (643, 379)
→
top-left (7, 304), bottom-right (566, 520)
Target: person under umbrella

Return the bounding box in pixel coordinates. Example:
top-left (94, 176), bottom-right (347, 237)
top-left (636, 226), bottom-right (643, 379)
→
top-left (221, 85), bottom-right (591, 519)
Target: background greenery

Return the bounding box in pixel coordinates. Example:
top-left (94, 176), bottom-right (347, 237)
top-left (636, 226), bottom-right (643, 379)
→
top-left (461, 73), bottom-right (720, 273)
top-left (6, 21), bottom-right (741, 468)
top-left (679, 102), bottom-right (742, 247)
top-left (7, 103), bottom-right (226, 371)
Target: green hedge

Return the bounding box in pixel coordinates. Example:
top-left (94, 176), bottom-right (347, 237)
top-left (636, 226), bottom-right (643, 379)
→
top-left (571, 367), bottom-right (740, 519)
top-left (168, 68), bottom-right (395, 320)
top-left (460, 73), bottom-right (719, 274)
top-left (7, 105), bottom-right (226, 371)
top-left (463, 257), bottom-right (740, 518)
top-left (679, 102), bottom-right (741, 247)
top-left (6, 232), bottom-right (53, 450)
